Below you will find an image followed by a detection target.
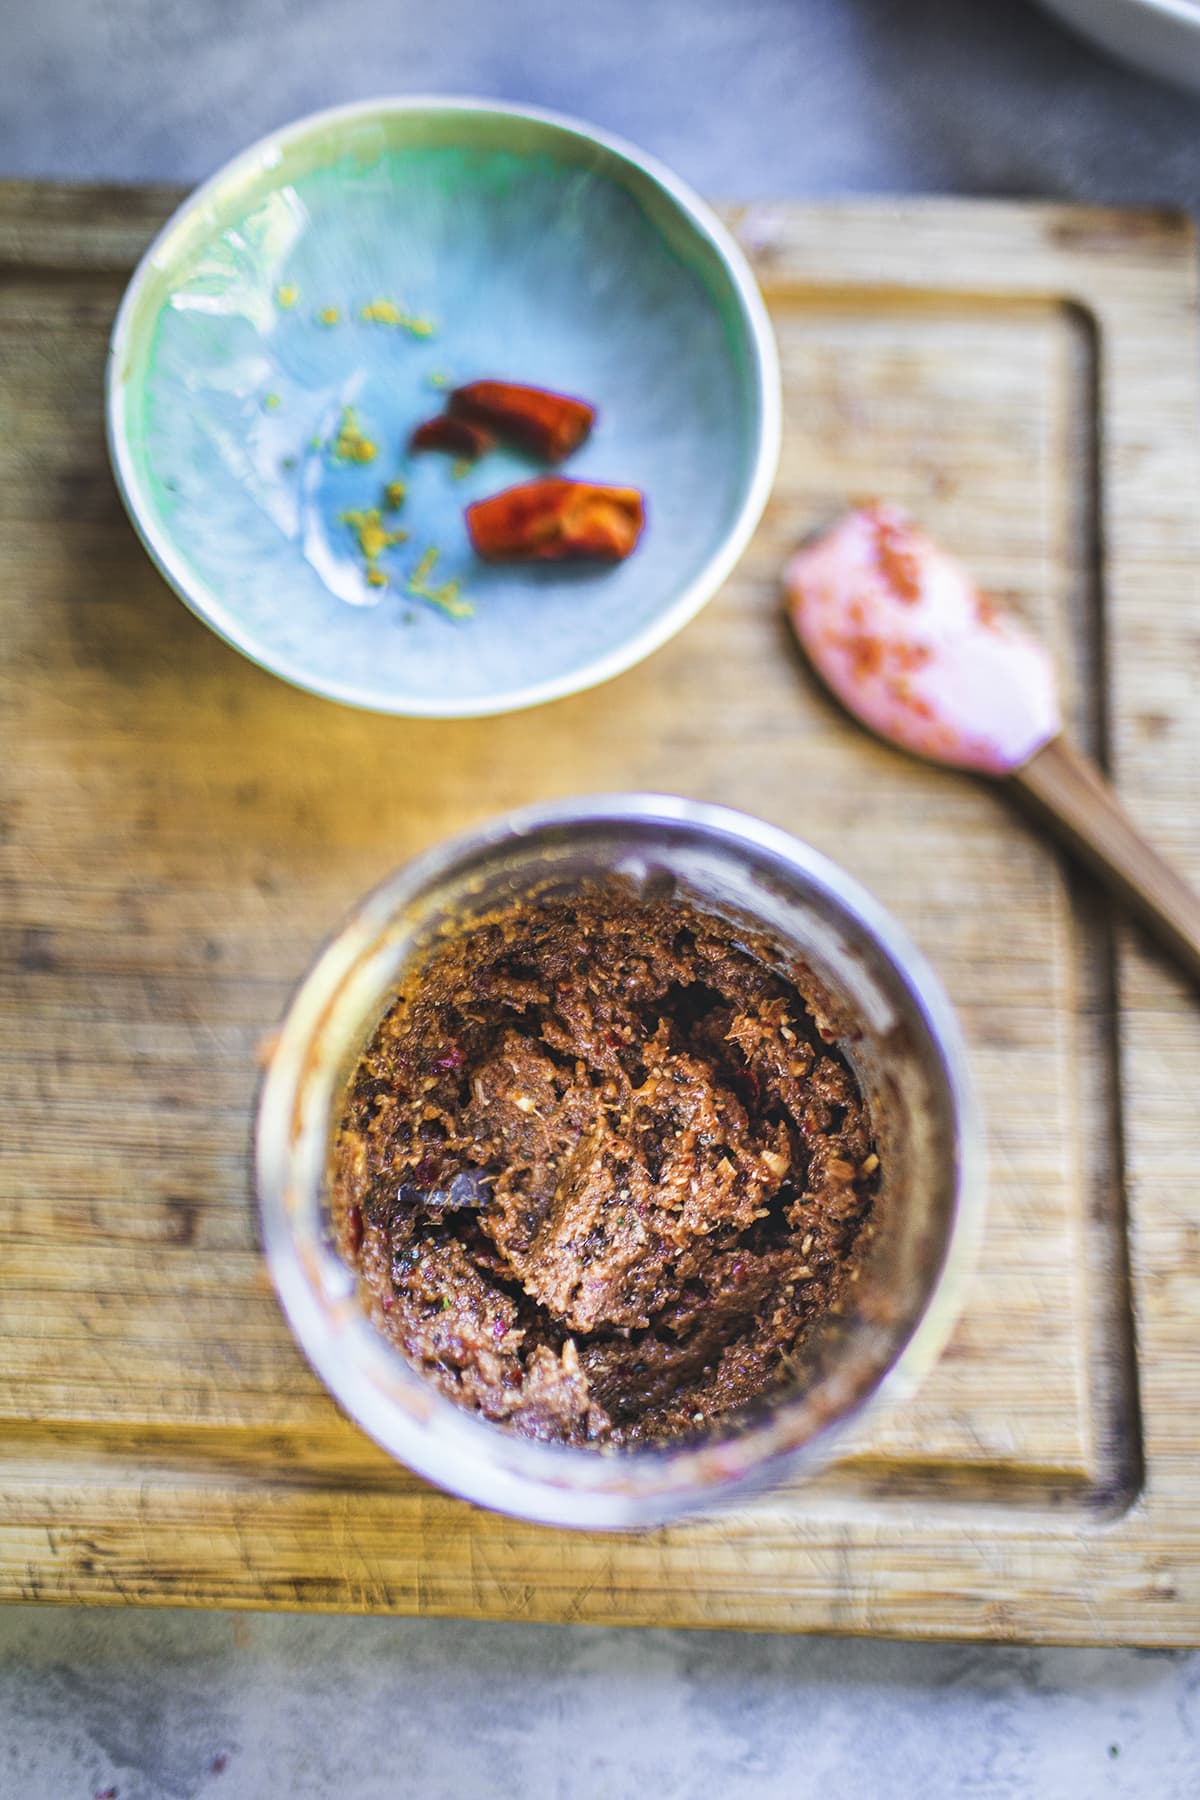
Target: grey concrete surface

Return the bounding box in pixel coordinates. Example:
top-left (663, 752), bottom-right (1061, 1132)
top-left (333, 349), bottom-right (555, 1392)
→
top-left (4, 1), bottom-right (1200, 1795)
top-left (4, 0), bottom-right (1200, 210)
top-left (3, 1607), bottom-right (1200, 1800)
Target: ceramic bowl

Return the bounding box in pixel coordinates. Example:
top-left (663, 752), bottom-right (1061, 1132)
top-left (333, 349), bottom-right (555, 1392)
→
top-left (255, 795), bottom-right (983, 1530)
top-left (106, 98), bottom-right (780, 717)
top-left (1038, 0), bottom-right (1200, 93)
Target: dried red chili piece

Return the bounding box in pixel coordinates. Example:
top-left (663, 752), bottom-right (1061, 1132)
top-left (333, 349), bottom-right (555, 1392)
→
top-left (449, 381), bottom-right (594, 463)
top-left (410, 414), bottom-right (493, 459)
top-left (346, 1204), bottom-right (364, 1255)
top-left (466, 477), bottom-right (644, 563)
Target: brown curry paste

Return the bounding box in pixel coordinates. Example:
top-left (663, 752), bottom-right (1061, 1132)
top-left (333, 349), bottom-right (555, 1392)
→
top-left (330, 889), bottom-right (879, 1446)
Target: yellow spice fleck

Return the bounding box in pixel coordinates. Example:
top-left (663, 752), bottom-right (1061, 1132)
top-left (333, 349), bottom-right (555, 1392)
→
top-left (409, 547), bottom-right (439, 588)
top-left (365, 567), bottom-right (388, 589)
top-left (383, 481), bottom-right (406, 511)
top-left (407, 545), bottom-right (472, 619)
top-left (332, 407), bottom-right (377, 464)
top-left (315, 306), bottom-right (341, 327)
top-left (426, 581), bottom-right (471, 618)
top-left (262, 392), bottom-right (281, 412)
top-left (342, 508), bottom-right (409, 564)
top-left (360, 298), bottom-right (404, 325)
top-left (275, 285), bottom-right (299, 309)
top-left (359, 296), bottom-right (434, 336)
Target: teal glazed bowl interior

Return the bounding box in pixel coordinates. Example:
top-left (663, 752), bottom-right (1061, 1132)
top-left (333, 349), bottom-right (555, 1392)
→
top-left (107, 98), bottom-right (780, 717)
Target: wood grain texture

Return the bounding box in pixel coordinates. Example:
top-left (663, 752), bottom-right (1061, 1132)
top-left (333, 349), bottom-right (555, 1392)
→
top-left (1014, 735), bottom-right (1200, 983)
top-left (1, 184), bottom-right (1197, 1642)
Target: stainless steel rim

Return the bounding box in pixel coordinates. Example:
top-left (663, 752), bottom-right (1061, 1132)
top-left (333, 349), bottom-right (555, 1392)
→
top-left (256, 794), bottom-right (985, 1530)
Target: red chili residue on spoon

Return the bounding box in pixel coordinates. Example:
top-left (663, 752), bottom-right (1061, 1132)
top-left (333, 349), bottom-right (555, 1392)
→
top-left (784, 503), bottom-right (1061, 776)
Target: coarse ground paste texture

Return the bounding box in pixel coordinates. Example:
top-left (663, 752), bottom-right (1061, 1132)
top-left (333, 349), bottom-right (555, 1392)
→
top-left (330, 889), bottom-right (880, 1446)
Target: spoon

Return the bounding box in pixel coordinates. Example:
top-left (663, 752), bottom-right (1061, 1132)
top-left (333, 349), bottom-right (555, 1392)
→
top-left (784, 503), bottom-right (1200, 982)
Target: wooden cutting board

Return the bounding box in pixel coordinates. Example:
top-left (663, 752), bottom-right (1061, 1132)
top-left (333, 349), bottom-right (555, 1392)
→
top-left (3, 184), bottom-right (1199, 1644)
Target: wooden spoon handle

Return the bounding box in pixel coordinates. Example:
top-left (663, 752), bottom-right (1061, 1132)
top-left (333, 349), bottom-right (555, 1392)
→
top-left (1011, 735), bottom-right (1200, 982)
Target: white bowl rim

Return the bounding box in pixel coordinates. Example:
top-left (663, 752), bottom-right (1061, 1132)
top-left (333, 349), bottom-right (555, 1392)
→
top-left (1045, 0), bottom-right (1200, 29)
top-left (105, 94), bottom-right (783, 720)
